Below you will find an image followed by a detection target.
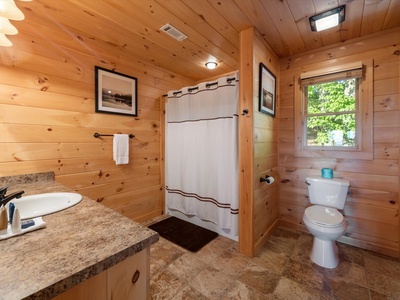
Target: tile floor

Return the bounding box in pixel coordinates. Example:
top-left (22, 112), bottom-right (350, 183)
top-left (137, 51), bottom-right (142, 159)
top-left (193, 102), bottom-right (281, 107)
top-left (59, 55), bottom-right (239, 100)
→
top-left (147, 218), bottom-right (400, 300)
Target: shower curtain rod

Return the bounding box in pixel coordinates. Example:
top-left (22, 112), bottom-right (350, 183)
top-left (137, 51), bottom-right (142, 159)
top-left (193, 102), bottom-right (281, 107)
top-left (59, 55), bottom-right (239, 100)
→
top-left (163, 76), bottom-right (238, 97)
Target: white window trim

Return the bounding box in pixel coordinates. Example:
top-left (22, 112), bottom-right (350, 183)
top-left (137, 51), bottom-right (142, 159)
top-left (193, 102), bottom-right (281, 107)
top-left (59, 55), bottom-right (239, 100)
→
top-left (294, 60), bottom-right (373, 160)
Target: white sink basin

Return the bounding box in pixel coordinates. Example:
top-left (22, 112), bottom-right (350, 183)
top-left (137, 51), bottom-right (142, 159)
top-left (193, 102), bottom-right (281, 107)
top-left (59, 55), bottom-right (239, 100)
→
top-left (11, 192), bottom-right (82, 219)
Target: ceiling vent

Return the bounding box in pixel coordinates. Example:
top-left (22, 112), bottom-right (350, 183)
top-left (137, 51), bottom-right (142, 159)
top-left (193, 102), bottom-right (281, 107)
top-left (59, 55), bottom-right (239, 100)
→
top-left (160, 23), bottom-right (188, 41)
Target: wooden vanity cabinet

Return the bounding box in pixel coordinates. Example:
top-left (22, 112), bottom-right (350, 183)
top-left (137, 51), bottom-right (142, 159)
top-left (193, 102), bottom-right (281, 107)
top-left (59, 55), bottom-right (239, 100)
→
top-left (53, 248), bottom-right (149, 300)
top-left (107, 247), bottom-right (149, 299)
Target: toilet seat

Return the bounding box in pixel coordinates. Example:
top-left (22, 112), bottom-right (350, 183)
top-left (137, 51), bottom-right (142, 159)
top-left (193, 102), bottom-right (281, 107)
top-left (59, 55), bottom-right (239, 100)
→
top-left (304, 205), bottom-right (344, 228)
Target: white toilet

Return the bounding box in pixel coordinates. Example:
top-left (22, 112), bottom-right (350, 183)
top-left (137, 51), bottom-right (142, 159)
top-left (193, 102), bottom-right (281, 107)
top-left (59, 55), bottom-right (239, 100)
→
top-left (303, 176), bottom-right (350, 268)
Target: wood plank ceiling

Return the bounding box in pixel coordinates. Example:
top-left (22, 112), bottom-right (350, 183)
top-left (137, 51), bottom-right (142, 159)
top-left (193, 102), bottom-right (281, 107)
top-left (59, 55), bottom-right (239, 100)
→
top-left (13, 0), bottom-right (400, 81)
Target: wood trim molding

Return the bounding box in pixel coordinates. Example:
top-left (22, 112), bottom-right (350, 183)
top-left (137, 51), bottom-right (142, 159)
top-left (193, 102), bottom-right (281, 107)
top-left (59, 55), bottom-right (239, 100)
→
top-left (238, 27), bottom-right (255, 257)
top-left (159, 96), bottom-right (166, 214)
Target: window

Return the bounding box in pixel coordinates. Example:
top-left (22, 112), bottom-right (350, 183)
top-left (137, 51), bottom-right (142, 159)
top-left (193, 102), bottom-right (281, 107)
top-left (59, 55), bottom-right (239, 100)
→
top-left (304, 77), bottom-right (358, 149)
top-left (294, 61), bottom-right (373, 160)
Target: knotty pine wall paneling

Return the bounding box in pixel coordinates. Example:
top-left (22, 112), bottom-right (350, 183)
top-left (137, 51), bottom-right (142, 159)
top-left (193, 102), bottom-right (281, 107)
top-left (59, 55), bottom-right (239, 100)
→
top-left (0, 24), bottom-right (194, 223)
top-left (239, 27), bottom-right (280, 257)
top-left (278, 28), bottom-right (400, 258)
top-left (253, 30), bottom-right (280, 254)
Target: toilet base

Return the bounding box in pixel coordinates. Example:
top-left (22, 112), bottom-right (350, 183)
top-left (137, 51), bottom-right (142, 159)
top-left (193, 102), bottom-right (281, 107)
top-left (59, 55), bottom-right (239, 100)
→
top-left (310, 237), bottom-right (339, 269)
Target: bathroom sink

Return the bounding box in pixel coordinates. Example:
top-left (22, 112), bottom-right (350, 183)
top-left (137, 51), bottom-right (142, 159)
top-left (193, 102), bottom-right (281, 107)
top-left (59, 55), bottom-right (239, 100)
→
top-left (10, 192), bottom-right (82, 219)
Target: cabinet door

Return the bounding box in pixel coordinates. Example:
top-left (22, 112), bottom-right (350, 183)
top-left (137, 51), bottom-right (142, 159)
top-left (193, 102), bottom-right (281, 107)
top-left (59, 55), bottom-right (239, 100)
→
top-left (53, 271), bottom-right (107, 300)
top-left (107, 248), bottom-right (149, 300)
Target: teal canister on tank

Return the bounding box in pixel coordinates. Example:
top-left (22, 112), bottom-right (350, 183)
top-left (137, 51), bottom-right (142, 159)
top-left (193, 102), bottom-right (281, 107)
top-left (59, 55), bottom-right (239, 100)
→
top-left (321, 168), bottom-right (333, 179)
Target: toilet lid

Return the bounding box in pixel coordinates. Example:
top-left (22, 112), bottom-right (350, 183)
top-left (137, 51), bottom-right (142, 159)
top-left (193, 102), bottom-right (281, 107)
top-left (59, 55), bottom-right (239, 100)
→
top-left (304, 205), bottom-right (344, 227)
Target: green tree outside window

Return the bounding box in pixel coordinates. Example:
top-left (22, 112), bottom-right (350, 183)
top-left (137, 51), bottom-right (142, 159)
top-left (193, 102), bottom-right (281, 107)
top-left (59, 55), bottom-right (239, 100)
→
top-left (305, 79), bottom-right (357, 147)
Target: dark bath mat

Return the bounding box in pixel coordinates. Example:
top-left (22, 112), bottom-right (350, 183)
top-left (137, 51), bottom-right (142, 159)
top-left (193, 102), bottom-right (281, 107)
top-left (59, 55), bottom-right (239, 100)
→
top-left (148, 216), bottom-right (219, 252)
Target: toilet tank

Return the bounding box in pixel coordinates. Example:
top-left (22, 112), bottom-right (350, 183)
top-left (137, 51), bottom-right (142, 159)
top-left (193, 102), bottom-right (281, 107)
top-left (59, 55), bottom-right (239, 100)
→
top-left (306, 176), bottom-right (350, 209)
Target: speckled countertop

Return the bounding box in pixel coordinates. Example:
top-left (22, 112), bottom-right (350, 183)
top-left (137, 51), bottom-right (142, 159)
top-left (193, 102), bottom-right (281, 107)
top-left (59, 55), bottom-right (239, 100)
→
top-left (0, 172), bottom-right (159, 300)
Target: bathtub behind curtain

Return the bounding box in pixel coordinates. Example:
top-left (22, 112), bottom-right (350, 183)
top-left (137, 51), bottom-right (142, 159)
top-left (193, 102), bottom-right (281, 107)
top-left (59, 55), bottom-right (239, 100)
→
top-left (166, 74), bottom-right (239, 236)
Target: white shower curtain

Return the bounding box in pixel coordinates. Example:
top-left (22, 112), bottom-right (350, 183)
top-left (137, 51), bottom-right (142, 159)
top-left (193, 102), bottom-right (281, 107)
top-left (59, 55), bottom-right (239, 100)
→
top-left (165, 74), bottom-right (239, 236)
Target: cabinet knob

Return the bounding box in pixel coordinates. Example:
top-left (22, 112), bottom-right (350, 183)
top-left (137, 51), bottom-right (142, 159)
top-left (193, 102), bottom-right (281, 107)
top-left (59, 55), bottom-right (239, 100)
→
top-left (131, 270), bottom-right (140, 284)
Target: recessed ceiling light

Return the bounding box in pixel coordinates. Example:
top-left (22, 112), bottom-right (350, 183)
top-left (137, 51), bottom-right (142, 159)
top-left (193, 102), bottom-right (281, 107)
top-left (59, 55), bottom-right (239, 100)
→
top-left (205, 62), bottom-right (218, 69)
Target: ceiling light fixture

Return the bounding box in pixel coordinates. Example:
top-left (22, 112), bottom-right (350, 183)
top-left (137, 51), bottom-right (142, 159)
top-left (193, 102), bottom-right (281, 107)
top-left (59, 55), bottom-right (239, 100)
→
top-left (309, 5), bottom-right (345, 32)
top-left (0, 17), bottom-right (18, 34)
top-left (0, 32), bottom-right (12, 46)
top-left (0, 0), bottom-right (29, 47)
top-left (205, 62), bottom-right (218, 70)
top-left (0, 0), bottom-right (25, 20)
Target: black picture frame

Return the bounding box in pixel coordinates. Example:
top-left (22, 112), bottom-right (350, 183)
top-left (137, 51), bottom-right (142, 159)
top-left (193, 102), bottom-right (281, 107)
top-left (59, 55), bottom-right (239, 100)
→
top-left (258, 62), bottom-right (276, 117)
top-left (95, 66), bottom-right (138, 116)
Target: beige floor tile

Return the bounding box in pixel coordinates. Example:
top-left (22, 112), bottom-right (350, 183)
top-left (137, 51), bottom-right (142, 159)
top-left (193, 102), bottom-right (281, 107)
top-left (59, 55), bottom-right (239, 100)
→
top-left (210, 235), bottom-right (238, 252)
top-left (323, 277), bottom-right (370, 300)
top-left (364, 250), bottom-right (400, 279)
top-left (150, 269), bottom-right (186, 300)
top-left (366, 270), bottom-right (400, 299)
top-left (251, 247), bottom-right (288, 275)
top-left (337, 242), bottom-right (365, 266)
top-left (369, 289), bottom-right (394, 300)
top-left (282, 259), bottom-right (325, 291)
top-left (272, 226), bottom-right (300, 239)
top-left (194, 240), bottom-right (226, 265)
top-left (221, 280), bottom-right (272, 300)
top-left (190, 266), bottom-right (236, 300)
top-left (290, 234), bottom-right (314, 265)
top-left (150, 260), bottom-right (165, 278)
top-left (150, 238), bottom-right (185, 268)
top-left (237, 262), bottom-right (280, 295)
top-left (168, 252), bottom-right (207, 282)
top-left (325, 260), bottom-right (368, 287)
top-left (263, 227), bottom-right (300, 256)
top-left (213, 250), bottom-right (250, 278)
top-left (171, 285), bottom-right (208, 300)
top-left (273, 277), bottom-right (320, 300)
top-left (148, 219), bottom-right (399, 300)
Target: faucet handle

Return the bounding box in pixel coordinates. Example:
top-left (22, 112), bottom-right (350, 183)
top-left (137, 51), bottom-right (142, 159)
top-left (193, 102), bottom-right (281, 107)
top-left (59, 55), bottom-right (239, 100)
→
top-left (0, 186), bottom-right (7, 198)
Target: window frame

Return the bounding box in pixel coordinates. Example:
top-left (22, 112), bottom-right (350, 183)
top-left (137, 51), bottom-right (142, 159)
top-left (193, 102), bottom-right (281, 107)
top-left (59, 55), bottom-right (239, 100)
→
top-left (294, 60), bottom-right (373, 160)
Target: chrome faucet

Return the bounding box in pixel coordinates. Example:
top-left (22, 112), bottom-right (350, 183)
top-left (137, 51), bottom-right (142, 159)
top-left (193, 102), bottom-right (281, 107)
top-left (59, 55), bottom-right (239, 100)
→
top-left (0, 186), bottom-right (25, 207)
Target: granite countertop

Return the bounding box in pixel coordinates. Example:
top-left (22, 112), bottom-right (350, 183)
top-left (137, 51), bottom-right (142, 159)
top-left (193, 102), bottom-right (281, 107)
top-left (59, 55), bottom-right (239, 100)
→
top-left (0, 172), bottom-right (159, 300)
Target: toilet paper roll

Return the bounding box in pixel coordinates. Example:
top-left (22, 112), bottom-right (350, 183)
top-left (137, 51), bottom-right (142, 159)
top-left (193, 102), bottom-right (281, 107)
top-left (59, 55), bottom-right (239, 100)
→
top-left (265, 176), bottom-right (275, 185)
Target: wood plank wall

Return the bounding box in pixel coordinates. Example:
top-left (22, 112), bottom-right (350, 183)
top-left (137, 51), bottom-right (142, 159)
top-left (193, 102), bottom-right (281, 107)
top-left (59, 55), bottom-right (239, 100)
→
top-left (253, 31), bottom-right (280, 254)
top-left (278, 28), bottom-right (400, 258)
top-left (0, 26), bottom-right (194, 223)
top-left (239, 27), bottom-right (280, 256)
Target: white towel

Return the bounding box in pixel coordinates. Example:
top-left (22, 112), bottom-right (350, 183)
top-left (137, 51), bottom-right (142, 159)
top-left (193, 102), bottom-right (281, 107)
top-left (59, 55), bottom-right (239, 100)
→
top-left (113, 134), bottom-right (129, 165)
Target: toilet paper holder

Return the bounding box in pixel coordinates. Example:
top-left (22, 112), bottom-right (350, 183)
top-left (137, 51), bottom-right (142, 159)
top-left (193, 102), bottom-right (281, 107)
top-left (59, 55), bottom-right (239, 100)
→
top-left (260, 175), bottom-right (274, 184)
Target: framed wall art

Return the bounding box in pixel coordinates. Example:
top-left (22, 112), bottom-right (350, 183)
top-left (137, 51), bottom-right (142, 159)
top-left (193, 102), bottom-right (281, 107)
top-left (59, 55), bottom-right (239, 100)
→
top-left (258, 62), bottom-right (276, 117)
top-left (95, 66), bottom-right (138, 116)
